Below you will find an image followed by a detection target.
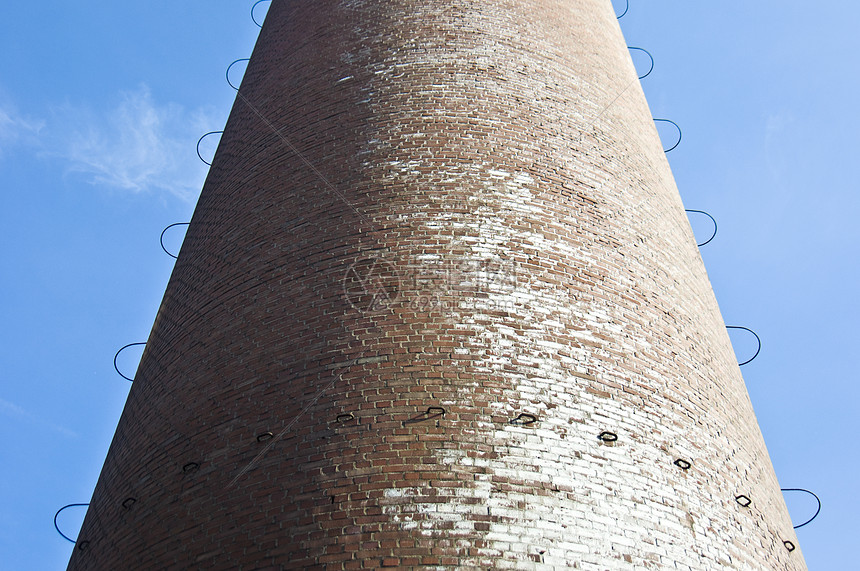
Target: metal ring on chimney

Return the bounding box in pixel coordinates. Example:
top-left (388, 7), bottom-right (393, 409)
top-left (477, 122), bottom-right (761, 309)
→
top-left (114, 342), bottom-right (146, 382)
top-left (781, 488), bottom-right (821, 529)
top-left (598, 431), bottom-right (618, 443)
top-left (616, 0), bottom-right (629, 19)
top-left (674, 459), bottom-right (692, 470)
top-left (685, 210), bottom-right (718, 246)
top-left (54, 503), bottom-right (89, 543)
top-left (510, 413), bottom-right (538, 426)
top-left (654, 119), bottom-right (682, 153)
top-left (252, 0), bottom-right (270, 28)
top-left (726, 326), bottom-right (762, 366)
top-left (160, 222), bottom-right (189, 259)
top-left (196, 131), bottom-right (223, 166)
top-left (226, 58), bottom-right (250, 90)
top-left (628, 47), bottom-right (654, 80)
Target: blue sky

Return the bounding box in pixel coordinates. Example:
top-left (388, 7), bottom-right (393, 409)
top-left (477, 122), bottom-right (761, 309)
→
top-left (0, 1), bottom-right (855, 568)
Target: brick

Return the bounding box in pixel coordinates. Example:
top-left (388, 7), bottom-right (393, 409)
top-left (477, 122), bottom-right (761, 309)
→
top-left (67, 0), bottom-right (804, 570)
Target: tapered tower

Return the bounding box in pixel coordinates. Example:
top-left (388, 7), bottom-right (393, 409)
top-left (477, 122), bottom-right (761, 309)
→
top-left (68, 0), bottom-right (805, 568)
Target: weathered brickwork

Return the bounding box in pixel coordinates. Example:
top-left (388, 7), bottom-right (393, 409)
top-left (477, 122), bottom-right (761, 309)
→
top-left (68, 0), bottom-right (805, 569)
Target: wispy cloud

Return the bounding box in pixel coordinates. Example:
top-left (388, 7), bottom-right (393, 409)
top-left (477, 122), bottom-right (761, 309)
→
top-left (1, 85), bottom-right (220, 201)
top-left (0, 102), bottom-right (44, 155)
top-left (52, 85), bottom-right (217, 201)
top-left (0, 397), bottom-right (78, 439)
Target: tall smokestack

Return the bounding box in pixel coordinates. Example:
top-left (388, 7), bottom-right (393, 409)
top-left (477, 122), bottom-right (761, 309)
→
top-left (68, 1), bottom-right (805, 568)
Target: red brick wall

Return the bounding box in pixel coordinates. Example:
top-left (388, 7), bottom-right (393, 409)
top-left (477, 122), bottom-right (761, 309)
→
top-left (68, 0), bottom-right (805, 569)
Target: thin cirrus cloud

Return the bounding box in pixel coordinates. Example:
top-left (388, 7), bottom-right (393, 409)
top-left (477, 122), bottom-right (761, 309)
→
top-left (49, 85), bottom-right (219, 202)
top-left (0, 397), bottom-right (78, 439)
top-left (0, 103), bottom-right (44, 155)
